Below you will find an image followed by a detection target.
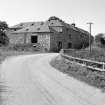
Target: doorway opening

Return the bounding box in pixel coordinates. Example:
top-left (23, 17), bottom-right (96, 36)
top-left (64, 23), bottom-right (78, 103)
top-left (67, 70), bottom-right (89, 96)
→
top-left (57, 41), bottom-right (62, 51)
top-left (31, 36), bottom-right (38, 43)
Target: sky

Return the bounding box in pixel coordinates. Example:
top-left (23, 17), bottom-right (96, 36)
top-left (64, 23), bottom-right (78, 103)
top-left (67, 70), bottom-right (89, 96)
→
top-left (0, 0), bottom-right (105, 36)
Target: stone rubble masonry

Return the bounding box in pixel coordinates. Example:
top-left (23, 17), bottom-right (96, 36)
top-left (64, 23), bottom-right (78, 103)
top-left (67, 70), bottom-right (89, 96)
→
top-left (7, 31), bottom-right (51, 51)
top-left (7, 16), bottom-right (90, 51)
top-left (7, 26), bottom-right (86, 51)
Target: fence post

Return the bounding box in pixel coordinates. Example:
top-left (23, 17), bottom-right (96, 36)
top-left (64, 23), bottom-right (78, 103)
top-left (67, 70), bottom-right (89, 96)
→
top-left (103, 62), bottom-right (105, 70)
top-left (60, 49), bottom-right (64, 54)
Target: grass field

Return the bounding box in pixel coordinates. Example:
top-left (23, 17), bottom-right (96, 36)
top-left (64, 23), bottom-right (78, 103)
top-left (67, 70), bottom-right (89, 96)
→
top-left (64, 45), bottom-right (105, 62)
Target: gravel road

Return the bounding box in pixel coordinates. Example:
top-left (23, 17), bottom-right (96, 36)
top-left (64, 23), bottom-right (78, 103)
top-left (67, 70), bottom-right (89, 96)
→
top-left (0, 53), bottom-right (105, 105)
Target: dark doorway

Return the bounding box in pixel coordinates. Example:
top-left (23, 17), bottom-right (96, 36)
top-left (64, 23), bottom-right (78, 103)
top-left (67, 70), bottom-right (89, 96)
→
top-left (31, 36), bottom-right (38, 43)
top-left (57, 41), bottom-right (62, 51)
top-left (68, 42), bottom-right (72, 48)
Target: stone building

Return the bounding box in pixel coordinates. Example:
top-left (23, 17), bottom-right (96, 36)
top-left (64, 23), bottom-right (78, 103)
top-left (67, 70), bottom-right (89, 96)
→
top-left (7, 16), bottom-right (91, 51)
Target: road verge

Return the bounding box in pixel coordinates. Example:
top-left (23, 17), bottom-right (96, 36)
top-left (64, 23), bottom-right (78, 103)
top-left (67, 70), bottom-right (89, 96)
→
top-left (50, 55), bottom-right (105, 91)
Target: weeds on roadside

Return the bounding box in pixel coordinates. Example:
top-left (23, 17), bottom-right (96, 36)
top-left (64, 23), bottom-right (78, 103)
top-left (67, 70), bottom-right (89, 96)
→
top-left (50, 56), bottom-right (105, 90)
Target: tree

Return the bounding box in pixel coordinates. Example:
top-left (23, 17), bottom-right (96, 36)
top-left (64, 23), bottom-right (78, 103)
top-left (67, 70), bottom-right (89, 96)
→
top-left (0, 21), bottom-right (9, 46)
top-left (95, 33), bottom-right (105, 43)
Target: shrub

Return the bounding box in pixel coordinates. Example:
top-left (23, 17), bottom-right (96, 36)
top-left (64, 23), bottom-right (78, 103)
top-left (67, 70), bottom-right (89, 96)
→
top-left (4, 43), bottom-right (41, 52)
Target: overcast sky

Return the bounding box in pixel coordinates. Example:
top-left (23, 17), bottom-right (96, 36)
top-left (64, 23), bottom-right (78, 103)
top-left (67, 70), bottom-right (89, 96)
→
top-left (0, 0), bottom-right (105, 35)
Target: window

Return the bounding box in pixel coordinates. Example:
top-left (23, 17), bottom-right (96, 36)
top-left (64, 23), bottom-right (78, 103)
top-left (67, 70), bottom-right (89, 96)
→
top-left (14, 29), bottom-right (17, 31)
top-left (53, 27), bottom-right (63, 33)
top-left (31, 36), bottom-right (38, 43)
top-left (31, 23), bottom-right (34, 26)
top-left (68, 43), bottom-right (72, 48)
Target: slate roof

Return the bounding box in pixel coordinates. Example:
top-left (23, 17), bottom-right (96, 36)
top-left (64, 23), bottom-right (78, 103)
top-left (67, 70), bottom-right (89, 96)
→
top-left (11, 16), bottom-right (90, 36)
top-left (11, 17), bottom-right (64, 33)
top-left (76, 27), bottom-right (89, 35)
top-left (12, 22), bottom-right (51, 33)
top-left (11, 22), bottom-right (44, 29)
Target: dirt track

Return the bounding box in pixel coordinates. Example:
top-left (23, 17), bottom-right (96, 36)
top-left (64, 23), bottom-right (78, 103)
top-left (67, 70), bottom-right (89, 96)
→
top-left (0, 53), bottom-right (105, 105)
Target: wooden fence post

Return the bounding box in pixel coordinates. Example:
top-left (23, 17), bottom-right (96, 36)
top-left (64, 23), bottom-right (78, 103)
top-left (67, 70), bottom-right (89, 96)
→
top-left (103, 62), bottom-right (105, 70)
top-left (59, 50), bottom-right (105, 71)
top-left (60, 49), bottom-right (64, 54)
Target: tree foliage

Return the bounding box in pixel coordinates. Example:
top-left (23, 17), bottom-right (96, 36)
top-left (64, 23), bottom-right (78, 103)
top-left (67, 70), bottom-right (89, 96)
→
top-left (0, 21), bottom-right (9, 46)
top-left (0, 21), bottom-right (8, 31)
top-left (95, 33), bottom-right (105, 43)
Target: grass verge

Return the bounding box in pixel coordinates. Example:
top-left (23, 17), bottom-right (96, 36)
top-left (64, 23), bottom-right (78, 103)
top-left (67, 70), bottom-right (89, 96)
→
top-left (0, 46), bottom-right (42, 64)
top-left (50, 55), bottom-right (105, 91)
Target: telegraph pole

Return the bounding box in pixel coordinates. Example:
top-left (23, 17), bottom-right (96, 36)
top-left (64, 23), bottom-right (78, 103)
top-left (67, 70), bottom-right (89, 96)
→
top-left (87, 22), bottom-right (93, 53)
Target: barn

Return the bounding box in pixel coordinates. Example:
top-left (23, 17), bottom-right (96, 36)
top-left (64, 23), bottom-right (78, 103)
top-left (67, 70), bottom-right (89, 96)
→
top-left (7, 16), bottom-right (92, 51)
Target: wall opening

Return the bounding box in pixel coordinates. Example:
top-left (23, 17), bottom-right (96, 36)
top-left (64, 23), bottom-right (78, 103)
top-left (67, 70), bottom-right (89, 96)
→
top-left (31, 36), bottom-right (38, 43)
top-left (57, 41), bottom-right (62, 51)
top-left (68, 42), bottom-right (72, 48)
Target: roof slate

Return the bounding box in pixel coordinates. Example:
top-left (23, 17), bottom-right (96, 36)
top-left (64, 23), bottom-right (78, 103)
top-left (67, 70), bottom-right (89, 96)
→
top-left (11, 16), bottom-right (89, 36)
top-left (12, 22), bottom-right (51, 33)
top-left (11, 22), bottom-right (44, 29)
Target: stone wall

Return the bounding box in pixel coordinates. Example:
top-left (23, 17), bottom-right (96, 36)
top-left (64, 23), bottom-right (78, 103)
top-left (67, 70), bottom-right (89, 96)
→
top-left (38, 33), bottom-right (50, 51)
top-left (7, 27), bottom-right (88, 51)
top-left (7, 32), bottom-right (51, 51)
top-left (69, 29), bottom-right (82, 49)
top-left (50, 27), bottom-right (82, 51)
top-left (8, 33), bottom-right (25, 44)
top-left (26, 33), bottom-right (51, 51)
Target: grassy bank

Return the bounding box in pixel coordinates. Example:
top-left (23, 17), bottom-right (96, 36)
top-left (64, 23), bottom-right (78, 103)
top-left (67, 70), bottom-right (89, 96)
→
top-left (51, 45), bottom-right (105, 90)
top-left (50, 55), bottom-right (105, 91)
top-left (0, 50), bottom-right (34, 63)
